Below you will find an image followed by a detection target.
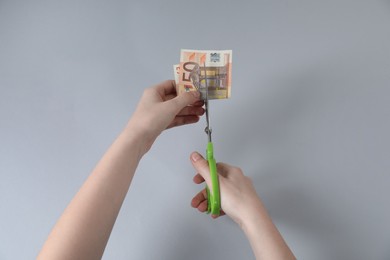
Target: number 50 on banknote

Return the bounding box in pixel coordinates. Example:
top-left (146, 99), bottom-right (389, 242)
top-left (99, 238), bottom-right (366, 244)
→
top-left (173, 49), bottom-right (232, 100)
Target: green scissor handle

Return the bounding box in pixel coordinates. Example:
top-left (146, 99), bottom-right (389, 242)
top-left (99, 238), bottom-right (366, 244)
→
top-left (206, 142), bottom-right (221, 215)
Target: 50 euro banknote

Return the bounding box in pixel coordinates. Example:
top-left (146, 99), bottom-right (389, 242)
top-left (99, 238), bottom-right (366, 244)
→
top-left (173, 49), bottom-right (232, 100)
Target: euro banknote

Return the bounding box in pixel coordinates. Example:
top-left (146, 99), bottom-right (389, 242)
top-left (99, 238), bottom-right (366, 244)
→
top-left (173, 49), bottom-right (232, 100)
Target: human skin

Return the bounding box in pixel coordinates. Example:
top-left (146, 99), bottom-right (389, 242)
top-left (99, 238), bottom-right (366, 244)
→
top-left (190, 153), bottom-right (296, 259)
top-left (37, 80), bottom-right (204, 260)
top-left (38, 80), bottom-right (295, 260)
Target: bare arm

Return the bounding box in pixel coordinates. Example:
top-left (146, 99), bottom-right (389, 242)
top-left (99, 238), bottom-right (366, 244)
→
top-left (37, 80), bottom-right (203, 260)
top-left (190, 152), bottom-right (296, 260)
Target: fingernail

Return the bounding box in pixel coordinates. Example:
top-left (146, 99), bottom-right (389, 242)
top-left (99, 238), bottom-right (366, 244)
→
top-left (191, 152), bottom-right (202, 162)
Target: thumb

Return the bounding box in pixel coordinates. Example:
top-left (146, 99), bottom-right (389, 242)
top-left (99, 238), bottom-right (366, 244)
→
top-left (190, 152), bottom-right (212, 187)
top-left (169, 91), bottom-right (201, 113)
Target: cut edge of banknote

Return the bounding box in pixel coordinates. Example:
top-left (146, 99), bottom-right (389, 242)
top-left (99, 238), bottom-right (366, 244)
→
top-left (173, 49), bottom-right (232, 100)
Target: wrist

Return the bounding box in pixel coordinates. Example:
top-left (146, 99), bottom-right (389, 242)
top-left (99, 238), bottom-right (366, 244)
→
top-left (239, 199), bottom-right (272, 233)
top-left (122, 120), bottom-right (157, 156)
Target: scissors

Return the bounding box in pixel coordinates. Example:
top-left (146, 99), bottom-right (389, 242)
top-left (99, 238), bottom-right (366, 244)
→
top-left (204, 79), bottom-right (221, 216)
top-left (192, 63), bottom-right (221, 216)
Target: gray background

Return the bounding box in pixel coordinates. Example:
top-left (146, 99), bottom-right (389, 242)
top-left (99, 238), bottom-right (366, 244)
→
top-left (1, 0), bottom-right (390, 259)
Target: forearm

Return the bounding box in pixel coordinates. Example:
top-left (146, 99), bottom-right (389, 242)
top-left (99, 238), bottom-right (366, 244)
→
top-left (38, 127), bottom-right (146, 260)
top-left (38, 80), bottom-right (201, 259)
top-left (241, 202), bottom-right (295, 260)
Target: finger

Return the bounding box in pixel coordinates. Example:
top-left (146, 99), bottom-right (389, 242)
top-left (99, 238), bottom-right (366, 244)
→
top-left (177, 106), bottom-right (204, 116)
top-left (155, 80), bottom-right (177, 96)
top-left (197, 200), bottom-right (208, 212)
top-left (165, 92), bottom-right (203, 106)
top-left (192, 100), bottom-right (205, 107)
top-left (211, 210), bottom-right (226, 219)
top-left (193, 173), bottom-right (205, 184)
top-left (166, 115), bottom-right (200, 129)
top-left (191, 189), bottom-right (207, 208)
top-left (190, 152), bottom-right (212, 188)
top-left (168, 91), bottom-right (201, 114)
top-left (164, 94), bottom-right (176, 102)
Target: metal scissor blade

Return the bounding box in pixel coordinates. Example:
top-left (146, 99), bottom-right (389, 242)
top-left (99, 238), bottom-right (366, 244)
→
top-left (203, 63), bottom-right (212, 142)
